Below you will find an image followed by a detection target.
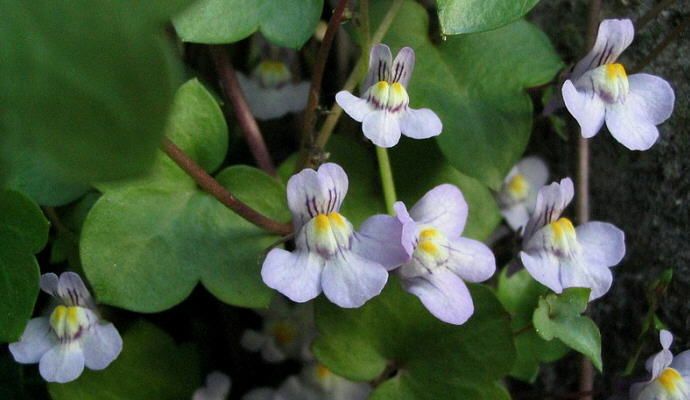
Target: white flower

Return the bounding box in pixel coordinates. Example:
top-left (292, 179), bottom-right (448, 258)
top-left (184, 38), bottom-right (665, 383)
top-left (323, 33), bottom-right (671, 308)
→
top-left (497, 156), bottom-right (549, 231)
top-left (9, 272), bottom-right (122, 383)
top-left (336, 44), bottom-right (442, 147)
top-left (237, 59), bottom-right (309, 120)
top-left (193, 371), bottom-right (231, 400)
top-left (630, 330), bottom-right (690, 400)
top-left (562, 19), bottom-right (675, 150)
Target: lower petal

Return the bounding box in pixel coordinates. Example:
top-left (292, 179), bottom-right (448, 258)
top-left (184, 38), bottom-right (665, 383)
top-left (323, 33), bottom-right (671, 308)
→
top-left (402, 269), bottom-right (474, 325)
top-left (559, 257), bottom-right (613, 301)
top-left (520, 251), bottom-right (563, 294)
top-left (562, 80), bottom-right (605, 138)
top-left (628, 73), bottom-right (675, 125)
top-left (39, 344), bottom-right (85, 383)
top-left (605, 92), bottom-right (660, 151)
top-left (671, 350), bottom-right (690, 376)
top-left (9, 317), bottom-right (56, 364)
top-left (284, 82), bottom-right (311, 113)
top-left (362, 111), bottom-right (402, 148)
top-left (261, 249), bottom-right (324, 303)
top-left (501, 204), bottom-right (530, 231)
top-left (576, 221), bottom-right (625, 267)
top-left (399, 107), bottom-right (442, 139)
top-left (446, 237), bottom-right (496, 283)
top-left (81, 323), bottom-right (123, 370)
top-left (321, 252), bottom-right (388, 308)
top-left (335, 91), bottom-right (372, 122)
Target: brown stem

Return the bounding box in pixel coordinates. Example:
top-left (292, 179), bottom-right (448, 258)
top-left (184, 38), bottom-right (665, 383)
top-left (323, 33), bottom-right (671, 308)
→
top-left (210, 46), bottom-right (277, 176)
top-left (161, 137), bottom-right (292, 236)
top-left (370, 362), bottom-right (398, 388)
top-left (632, 15), bottom-right (690, 73)
top-left (636, 0), bottom-right (678, 31)
top-left (298, 0), bottom-right (349, 169)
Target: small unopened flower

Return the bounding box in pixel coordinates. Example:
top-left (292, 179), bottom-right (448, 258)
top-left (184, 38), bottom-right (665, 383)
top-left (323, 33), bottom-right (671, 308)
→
top-left (9, 272), bottom-right (122, 383)
top-left (261, 163), bottom-right (407, 308)
top-left (240, 297), bottom-right (314, 363)
top-left (336, 44), bottom-right (442, 147)
top-left (237, 59), bottom-right (309, 120)
top-left (497, 156), bottom-right (549, 231)
top-left (630, 330), bottom-right (690, 400)
top-left (520, 178), bottom-right (625, 300)
top-left (562, 19), bottom-right (675, 150)
top-left (193, 371), bottom-right (231, 400)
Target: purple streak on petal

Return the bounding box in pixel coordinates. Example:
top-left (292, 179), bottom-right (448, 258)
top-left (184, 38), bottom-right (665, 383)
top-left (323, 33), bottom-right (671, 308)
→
top-left (562, 80), bottom-right (606, 139)
top-left (391, 47), bottom-right (415, 87)
top-left (577, 221), bottom-right (625, 267)
top-left (57, 272), bottom-right (93, 308)
top-left (409, 184), bottom-right (467, 238)
top-left (446, 237), bottom-right (496, 283)
top-left (362, 110), bottom-right (402, 148)
top-left (400, 107), bottom-right (442, 140)
top-left (363, 44), bottom-right (393, 90)
top-left (571, 19), bottom-right (634, 80)
top-left (354, 214), bottom-right (410, 270)
top-left (287, 163), bottom-right (349, 230)
top-left (261, 249), bottom-right (324, 303)
top-left (321, 251), bottom-right (388, 308)
top-left (523, 178), bottom-right (574, 243)
top-left (402, 269), bottom-right (474, 325)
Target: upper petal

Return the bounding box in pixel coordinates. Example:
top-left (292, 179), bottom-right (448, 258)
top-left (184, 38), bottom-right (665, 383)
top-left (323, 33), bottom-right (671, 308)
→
top-left (354, 214), bottom-right (411, 270)
top-left (391, 47), bottom-right (415, 87)
top-left (605, 91), bottom-right (660, 151)
top-left (409, 184), bottom-right (468, 238)
top-left (446, 237), bottom-right (496, 283)
top-left (562, 80), bottom-right (606, 139)
top-left (320, 251), bottom-right (388, 308)
top-left (39, 344), bottom-right (86, 383)
top-left (9, 317), bottom-right (57, 364)
top-left (517, 156), bottom-right (549, 197)
top-left (57, 272), bottom-right (94, 308)
top-left (399, 107), bottom-right (443, 140)
top-left (362, 110), bottom-right (402, 148)
top-left (520, 251), bottom-right (563, 294)
top-left (81, 322), bottom-right (123, 370)
top-left (401, 269), bottom-right (474, 325)
top-left (336, 91), bottom-right (373, 122)
top-left (261, 249), bottom-right (324, 303)
top-left (394, 201), bottom-right (420, 256)
top-left (363, 43), bottom-right (393, 90)
top-left (523, 178), bottom-right (574, 243)
top-left (577, 221), bottom-right (625, 267)
top-left (627, 73), bottom-right (675, 125)
top-left (287, 163), bottom-right (349, 229)
top-left (40, 273), bottom-right (59, 296)
top-left (571, 19), bottom-right (635, 79)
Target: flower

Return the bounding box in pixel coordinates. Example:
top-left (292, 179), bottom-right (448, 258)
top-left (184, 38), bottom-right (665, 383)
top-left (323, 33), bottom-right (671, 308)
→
top-left (261, 163), bottom-right (408, 308)
top-left (360, 184), bottom-right (496, 324)
top-left (562, 19), bottom-right (675, 150)
top-left (335, 44), bottom-right (442, 147)
top-left (9, 272), bottom-right (122, 383)
top-left (240, 297), bottom-right (314, 363)
top-left (237, 59), bottom-right (309, 120)
top-left (519, 178), bottom-right (625, 300)
top-left (497, 156), bottom-right (549, 231)
top-left (193, 371), bottom-right (231, 400)
top-left (630, 330), bottom-right (690, 400)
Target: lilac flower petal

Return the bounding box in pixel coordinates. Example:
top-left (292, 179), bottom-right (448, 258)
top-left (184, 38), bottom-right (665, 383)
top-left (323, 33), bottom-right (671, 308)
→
top-left (605, 94), bottom-right (659, 151)
top-left (354, 214), bottom-right (410, 270)
top-left (562, 80), bottom-right (606, 139)
top-left (409, 184), bottom-right (468, 238)
top-left (446, 237), bottom-right (496, 283)
top-left (660, 329), bottom-right (673, 349)
top-left (391, 47), bottom-right (415, 87)
top-left (671, 350), bottom-right (690, 375)
top-left (242, 388), bottom-right (275, 400)
top-left (517, 156), bottom-right (549, 196)
top-left (40, 273), bottom-right (59, 296)
top-left (523, 178), bottom-right (574, 242)
top-left (261, 249), bottom-right (324, 303)
top-left (336, 91), bottom-right (372, 122)
top-left (9, 318), bottom-right (56, 363)
top-left (628, 74), bottom-right (675, 124)
top-left (399, 107), bottom-right (443, 140)
top-left (237, 72), bottom-right (286, 120)
top-left (57, 272), bottom-right (93, 307)
top-left (393, 202), bottom-right (419, 256)
top-left (285, 82), bottom-right (311, 113)
top-left (194, 371), bottom-right (232, 400)
top-left (81, 323), bottom-right (123, 370)
top-left (558, 257), bottom-right (613, 300)
top-left (501, 204), bottom-right (530, 231)
top-left (520, 251), bottom-right (563, 294)
top-left (240, 330), bottom-right (266, 352)
top-left (39, 345), bottom-right (85, 383)
top-left (571, 19), bottom-right (634, 79)
top-left (364, 43), bottom-right (393, 89)
top-left (362, 110), bottom-right (402, 148)
top-left (261, 339), bottom-right (287, 363)
top-left (286, 163), bottom-right (348, 228)
top-left (402, 269), bottom-right (474, 325)
top-left (649, 348), bottom-right (674, 380)
top-left (577, 222), bottom-right (625, 267)
top-left (321, 252), bottom-right (388, 308)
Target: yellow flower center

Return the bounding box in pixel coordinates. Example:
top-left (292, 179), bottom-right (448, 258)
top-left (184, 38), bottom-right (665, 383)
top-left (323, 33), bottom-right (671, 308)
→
top-left (605, 63), bottom-right (627, 81)
top-left (507, 174), bottom-right (529, 201)
top-left (305, 212), bottom-right (353, 257)
top-left (588, 62), bottom-right (629, 104)
top-left (256, 60), bottom-right (291, 88)
top-left (659, 368), bottom-right (684, 392)
top-left (50, 305), bottom-right (90, 341)
top-left (367, 80), bottom-right (409, 112)
top-left (548, 218), bottom-right (579, 256)
top-left (316, 364), bottom-right (332, 379)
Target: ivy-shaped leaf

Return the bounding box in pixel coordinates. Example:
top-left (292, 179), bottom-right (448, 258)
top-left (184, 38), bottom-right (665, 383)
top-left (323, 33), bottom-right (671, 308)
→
top-left (533, 287), bottom-right (603, 372)
top-left (173, 0), bottom-right (324, 48)
top-left (436, 0), bottom-right (540, 35)
top-left (81, 80), bottom-right (288, 312)
top-left (0, 190), bottom-right (49, 342)
top-left (313, 280), bottom-right (515, 399)
top-left (370, 0), bottom-right (563, 188)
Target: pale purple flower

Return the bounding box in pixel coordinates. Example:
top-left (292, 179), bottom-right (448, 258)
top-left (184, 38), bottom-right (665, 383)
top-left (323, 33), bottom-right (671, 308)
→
top-left (361, 184), bottom-right (496, 325)
top-left (261, 163), bottom-right (407, 308)
top-left (193, 371), bottom-right (231, 400)
top-left (497, 156), bottom-right (549, 231)
top-left (630, 330), bottom-right (690, 400)
top-left (562, 19), bottom-right (675, 150)
top-left (335, 44), bottom-right (442, 148)
top-left (237, 59), bottom-right (309, 120)
top-left (519, 178), bottom-right (625, 300)
top-left (9, 272), bottom-right (122, 383)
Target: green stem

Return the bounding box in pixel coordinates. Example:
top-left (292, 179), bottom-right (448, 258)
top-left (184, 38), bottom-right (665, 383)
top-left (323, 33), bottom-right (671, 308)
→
top-left (376, 146), bottom-right (397, 215)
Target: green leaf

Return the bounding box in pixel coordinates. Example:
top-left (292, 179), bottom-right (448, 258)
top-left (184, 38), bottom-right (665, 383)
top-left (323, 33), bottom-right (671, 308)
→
top-left (48, 321), bottom-right (201, 400)
top-left (389, 139), bottom-right (500, 241)
top-left (370, 0), bottom-right (563, 188)
top-left (173, 0), bottom-right (324, 48)
top-left (1, 0), bottom-right (185, 184)
top-left (314, 280), bottom-right (515, 399)
top-left (533, 288), bottom-right (602, 372)
top-left (0, 190), bottom-right (49, 342)
top-left (436, 0), bottom-right (540, 35)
